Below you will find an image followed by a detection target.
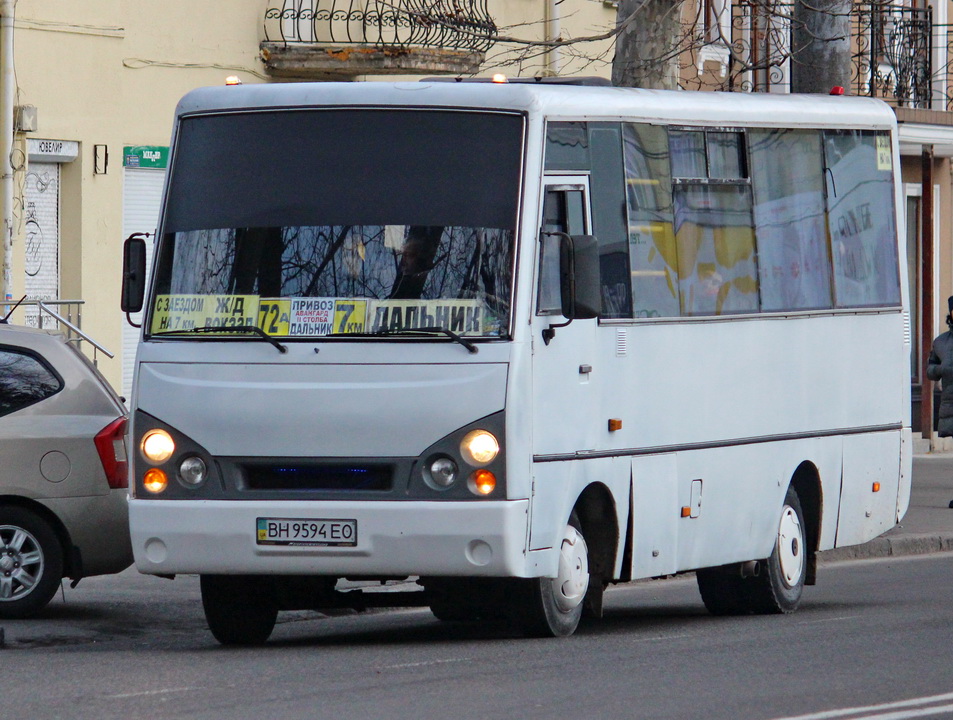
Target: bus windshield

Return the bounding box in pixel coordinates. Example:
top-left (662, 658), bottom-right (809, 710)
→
top-left (149, 109), bottom-right (524, 340)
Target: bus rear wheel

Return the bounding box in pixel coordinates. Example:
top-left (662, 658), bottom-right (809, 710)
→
top-left (514, 513), bottom-right (589, 637)
top-left (754, 486), bottom-right (806, 613)
top-left (696, 486), bottom-right (806, 616)
top-left (201, 574), bottom-right (278, 645)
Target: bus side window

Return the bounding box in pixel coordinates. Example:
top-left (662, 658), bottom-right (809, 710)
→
top-left (624, 123), bottom-right (679, 318)
top-left (749, 129), bottom-right (833, 312)
top-left (670, 129), bottom-right (758, 316)
top-left (590, 124), bottom-right (632, 319)
top-left (539, 187), bottom-right (586, 315)
top-left (823, 129), bottom-right (902, 308)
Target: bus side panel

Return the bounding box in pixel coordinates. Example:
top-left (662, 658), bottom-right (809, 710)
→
top-left (653, 438), bottom-right (843, 573)
top-left (528, 456), bottom-right (629, 566)
top-left (630, 453), bottom-right (679, 577)
top-left (834, 430), bottom-right (903, 548)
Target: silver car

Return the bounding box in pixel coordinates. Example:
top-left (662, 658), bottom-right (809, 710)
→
top-left (0, 322), bottom-right (132, 617)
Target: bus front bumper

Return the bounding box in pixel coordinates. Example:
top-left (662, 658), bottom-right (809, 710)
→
top-left (130, 498), bottom-right (532, 578)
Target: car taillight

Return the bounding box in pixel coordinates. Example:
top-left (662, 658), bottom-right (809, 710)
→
top-left (95, 417), bottom-right (129, 489)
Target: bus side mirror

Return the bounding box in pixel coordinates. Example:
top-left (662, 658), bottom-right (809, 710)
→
top-left (121, 234), bottom-right (148, 314)
top-left (560, 234), bottom-right (601, 320)
top-left (541, 231), bottom-right (602, 345)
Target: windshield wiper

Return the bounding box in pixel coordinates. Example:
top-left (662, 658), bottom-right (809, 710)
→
top-left (152, 325), bottom-right (288, 354)
top-left (327, 326), bottom-right (478, 354)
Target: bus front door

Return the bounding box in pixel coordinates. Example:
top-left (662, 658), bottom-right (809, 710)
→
top-left (530, 178), bottom-right (602, 550)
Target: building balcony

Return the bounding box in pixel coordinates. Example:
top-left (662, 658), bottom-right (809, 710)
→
top-left (261, 1), bottom-right (498, 79)
top-left (692, 1), bottom-right (953, 112)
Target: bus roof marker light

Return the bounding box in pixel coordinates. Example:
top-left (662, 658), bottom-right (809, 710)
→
top-left (491, 74), bottom-right (508, 84)
top-left (830, 86), bottom-right (845, 95)
top-left (872, 482), bottom-right (881, 492)
top-left (225, 76), bottom-right (243, 86)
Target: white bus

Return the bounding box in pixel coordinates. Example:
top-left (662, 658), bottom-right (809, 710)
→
top-left (122, 79), bottom-right (912, 644)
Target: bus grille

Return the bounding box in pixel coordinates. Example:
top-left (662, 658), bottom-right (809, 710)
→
top-left (241, 463), bottom-right (394, 491)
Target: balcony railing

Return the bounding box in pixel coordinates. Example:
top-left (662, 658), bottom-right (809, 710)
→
top-left (852, 3), bottom-right (935, 108)
top-left (261, 1), bottom-right (497, 78)
top-left (695, 1), bottom-right (953, 111)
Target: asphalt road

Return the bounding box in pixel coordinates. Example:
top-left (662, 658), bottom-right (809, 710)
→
top-left (4, 552), bottom-right (953, 720)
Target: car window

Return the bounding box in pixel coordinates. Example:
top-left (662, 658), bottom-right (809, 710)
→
top-left (0, 346), bottom-right (63, 417)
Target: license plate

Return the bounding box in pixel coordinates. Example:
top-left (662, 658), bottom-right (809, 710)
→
top-left (256, 518), bottom-right (357, 547)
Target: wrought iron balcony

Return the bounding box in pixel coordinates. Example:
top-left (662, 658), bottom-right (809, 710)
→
top-left (261, 1), bottom-right (498, 79)
top-left (852, 2), bottom-right (936, 109)
top-left (691, 1), bottom-right (953, 112)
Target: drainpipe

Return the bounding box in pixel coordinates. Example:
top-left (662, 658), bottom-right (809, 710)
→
top-left (546, 0), bottom-right (561, 75)
top-left (921, 147), bottom-right (934, 446)
top-left (0, 0), bottom-right (14, 302)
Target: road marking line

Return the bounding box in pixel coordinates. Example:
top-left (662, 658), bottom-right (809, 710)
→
top-left (769, 692), bottom-right (953, 720)
top-left (797, 615), bottom-right (863, 625)
top-left (106, 687), bottom-right (197, 699)
top-left (380, 657), bottom-right (471, 670)
top-left (850, 703), bottom-right (953, 720)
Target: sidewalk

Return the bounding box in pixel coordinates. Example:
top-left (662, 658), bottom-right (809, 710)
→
top-left (818, 454), bottom-right (953, 562)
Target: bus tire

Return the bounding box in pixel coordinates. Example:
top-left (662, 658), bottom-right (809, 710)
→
top-left (0, 506), bottom-right (64, 619)
top-left (516, 513), bottom-right (589, 638)
top-left (200, 574), bottom-right (278, 646)
top-left (697, 486), bottom-right (806, 616)
top-left (695, 566), bottom-right (750, 616)
top-left (750, 486), bottom-right (806, 614)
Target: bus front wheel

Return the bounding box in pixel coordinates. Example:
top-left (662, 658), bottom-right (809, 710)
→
top-left (697, 486), bottom-right (806, 615)
top-left (514, 513), bottom-right (589, 637)
top-left (200, 574), bottom-right (278, 645)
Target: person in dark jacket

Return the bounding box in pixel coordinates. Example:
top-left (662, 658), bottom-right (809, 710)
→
top-left (926, 296), bottom-right (953, 508)
top-left (927, 297), bottom-right (953, 437)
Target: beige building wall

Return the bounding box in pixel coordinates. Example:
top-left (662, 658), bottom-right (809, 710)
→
top-left (8, 1), bottom-right (265, 390)
top-left (7, 0), bottom-right (948, 405)
top-left (4, 1), bottom-right (615, 392)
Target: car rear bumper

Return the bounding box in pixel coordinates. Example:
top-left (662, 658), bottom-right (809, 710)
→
top-left (42, 488), bottom-right (133, 577)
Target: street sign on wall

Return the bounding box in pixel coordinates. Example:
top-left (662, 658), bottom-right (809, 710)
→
top-left (123, 146), bottom-right (168, 169)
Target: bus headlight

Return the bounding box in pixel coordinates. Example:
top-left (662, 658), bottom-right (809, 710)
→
top-left (178, 456), bottom-right (207, 487)
top-left (424, 456), bottom-right (458, 489)
top-left (460, 430), bottom-right (499, 466)
top-left (141, 429), bottom-right (175, 463)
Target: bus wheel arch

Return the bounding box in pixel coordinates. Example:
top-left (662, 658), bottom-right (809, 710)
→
top-left (572, 482), bottom-right (619, 617)
top-left (789, 461), bottom-right (822, 586)
top-left (514, 483), bottom-right (618, 637)
top-left (697, 467), bottom-right (819, 616)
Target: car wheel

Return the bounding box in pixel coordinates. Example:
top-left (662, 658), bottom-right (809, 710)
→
top-left (514, 512), bottom-right (589, 637)
top-left (201, 574), bottom-right (278, 646)
top-left (0, 506), bottom-right (64, 619)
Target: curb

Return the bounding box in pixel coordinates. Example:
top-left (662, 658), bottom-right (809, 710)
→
top-left (818, 532), bottom-right (953, 563)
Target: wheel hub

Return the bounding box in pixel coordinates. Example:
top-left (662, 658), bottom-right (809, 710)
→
top-left (552, 525), bottom-right (589, 613)
top-left (777, 505), bottom-right (805, 587)
top-left (0, 526), bottom-right (43, 601)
